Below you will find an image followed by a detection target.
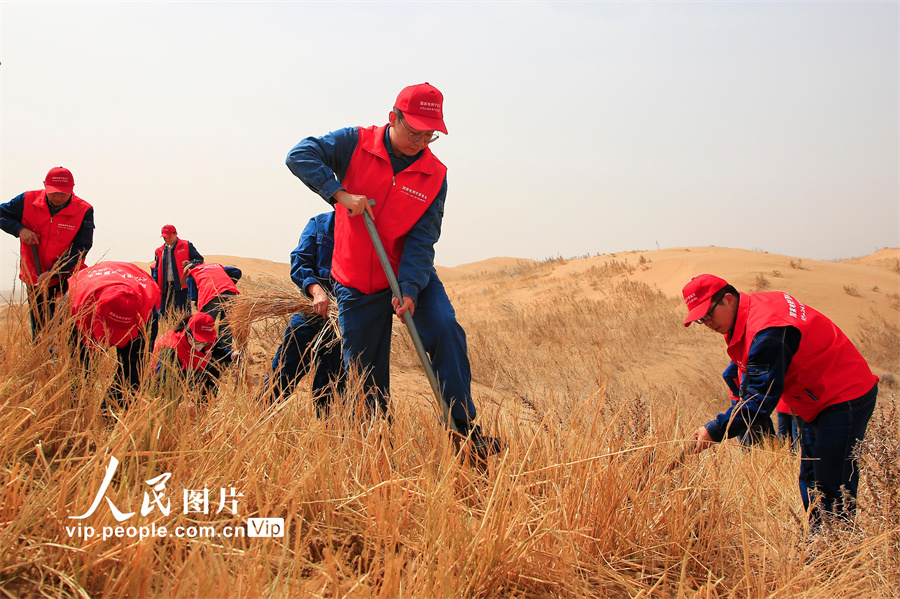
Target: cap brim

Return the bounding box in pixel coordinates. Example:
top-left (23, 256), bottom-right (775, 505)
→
top-left (684, 298), bottom-right (714, 327)
top-left (193, 331), bottom-right (216, 344)
top-left (44, 184), bottom-right (73, 195)
top-left (403, 114), bottom-right (447, 135)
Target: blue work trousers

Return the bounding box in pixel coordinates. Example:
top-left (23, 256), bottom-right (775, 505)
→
top-left (777, 411), bottom-right (799, 447)
top-left (334, 271), bottom-right (477, 429)
top-left (798, 384), bottom-right (877, 523)
top-left (161, 284), bottom-right (190, 319)
top-left (201, 291), bottom-right (237, 362)
top-left (264, 312), bottom-right (343, 415)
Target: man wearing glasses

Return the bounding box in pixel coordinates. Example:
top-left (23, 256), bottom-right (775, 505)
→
top-left (286, 83), bottom-right (498, 455)
top-left (152, 312), bottom-right (220, 399)
top-left (682, 274), bottom-right (878, 527)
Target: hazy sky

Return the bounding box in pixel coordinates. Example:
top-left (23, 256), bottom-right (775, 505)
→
top-left (1, 1), bottom-right (898, 289)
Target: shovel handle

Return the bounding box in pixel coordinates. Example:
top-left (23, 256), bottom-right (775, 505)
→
top-left (362, 205), bottom-right (459, 434)
top-left (30, 243), bottom-right (42, 277)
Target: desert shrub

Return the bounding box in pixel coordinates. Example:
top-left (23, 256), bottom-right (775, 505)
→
top-left (844, 284), bottom-right (862, 297)
top-left (856, 309), bottom-right (900, 372)
top-left (856, 393), bottom-right (900, 594)
top-left (889, 293), bottom-right (900, 311)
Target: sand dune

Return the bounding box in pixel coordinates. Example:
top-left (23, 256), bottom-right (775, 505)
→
top-left (7, 247), bottom-right (895, 341)
top-left (440, 246), bottom-right (899, 339)
top-left (130, 255), bottom-right (290, 280)
top-left (182, 246), bottom-right (897, 340)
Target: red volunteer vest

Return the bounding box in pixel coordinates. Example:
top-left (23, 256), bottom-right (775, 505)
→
top-left (69, 261), bottom-right (161, 348)
top-left (154, 238), bottom-right (192, 290)
top-left (332, 125), bottom-right (447, 294)
top-left (189, 263), bottom-right (239, 310)
top-left (20, 190), bottom-right (91, 285)
top-left (726, 292), bottom-right (877, 423)
top-left (153, 330), bottom-right (212, 372)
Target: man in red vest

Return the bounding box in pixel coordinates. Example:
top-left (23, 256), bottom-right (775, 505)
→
top-left (0, 167), bottom-right (94, 336)
top-left (185, 262), bottom-right (241, 365)
top-left (683, 274), bottom-right (878, 526)
top-left (150, 224), bottom-right (203, 318)
top-left (286, 83), bottom-right (501, 458)
top-left (69, 261), bottom-right (160, 410)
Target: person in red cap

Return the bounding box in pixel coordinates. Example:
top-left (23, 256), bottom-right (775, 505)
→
top-left (0, 167), bottom-right (95, 337)
top-left (682, 274), bottom-right (878, 527)
top-left (68, 261), bottom-right (160, 410)
top-left (150, 224), bottom-right (203, 319)
top-left (152, 312), bottom-right (220, 398)
top-left (285, 83), bottom-right (501, 459)
top-left (185, 262), bottom-right (242, 365)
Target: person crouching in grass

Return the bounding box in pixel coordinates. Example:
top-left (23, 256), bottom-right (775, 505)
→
top-left (69, 261), bottom-right (160, 413)
top-left (152, 312), bottom-right (219, 402)
top-left (683, 274), bottom-right (878, 529)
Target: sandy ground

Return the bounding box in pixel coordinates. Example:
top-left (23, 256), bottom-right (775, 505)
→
top-left (226, 246), bottom-right (899, 416)
top-left (441, 246), bottom-right (900, 340)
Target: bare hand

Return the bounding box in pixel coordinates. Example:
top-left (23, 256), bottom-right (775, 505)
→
top-left (392, 296), bottom-right (415, 323)
top-left (334, 191), bottom-right (374, 219)
top-left (37, 272), bottom-right (51, 283)
top-left (19, 228), bottom-right (39, 245)
top-left (689, 426), bottom-right (715, 454)
top-left (309, 284), bottom-right (330, 318)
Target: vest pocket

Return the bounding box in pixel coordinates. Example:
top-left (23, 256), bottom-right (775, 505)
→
top-left (804, 389), bottom-right (819, 402)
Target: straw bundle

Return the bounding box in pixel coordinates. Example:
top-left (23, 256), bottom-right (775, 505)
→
top-left (227, 278), bottom-right (340, 351)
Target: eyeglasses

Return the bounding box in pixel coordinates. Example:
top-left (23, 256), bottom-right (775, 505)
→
top-left (395, 112), bottom-right (439, 144)
top-left (695, 297), bottom-right (723, 325)
top-left (186, 329), bottom-right (212, 351)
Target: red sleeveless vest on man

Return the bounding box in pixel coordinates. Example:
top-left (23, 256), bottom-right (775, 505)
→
top-left (189, 263), bottom-right (239, 310)
top-left (726, 292), bottom-right (877, 423)
top-left (154, 238), bottom-right (192, 290)
top-left (153, 330), bottom-right (212, 371)
top-left (19, 190), bottom-right (91, 285)
top-left (332, 125), bottom-right (447, 294)
top-left (69, 262), bottom-right (160, 348)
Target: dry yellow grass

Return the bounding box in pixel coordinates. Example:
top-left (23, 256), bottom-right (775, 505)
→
top-left (1, 247), bottom-right (898, 598)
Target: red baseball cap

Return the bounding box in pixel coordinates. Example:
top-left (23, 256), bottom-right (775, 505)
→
top-left (44, 166), bottom-right (74, 195)
top-left (682, 274), bottom-right (728, 327)
top-left (161, 224), bottom-right (177, 237)
top-left (187, 312), bottom-right (217, 344)
top-left (94, 285), bottom-right (143, 346)
top-left (394, 83), bottom-right (447, 134)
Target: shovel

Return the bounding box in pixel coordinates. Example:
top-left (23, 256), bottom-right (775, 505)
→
top-left (29, 243), bottom-right (48, 330)
top-left (361, 203), bottom-right (460, 435)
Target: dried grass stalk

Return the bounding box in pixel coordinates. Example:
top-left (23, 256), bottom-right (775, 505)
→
top-left (228, 279), bottom-right (340, 350)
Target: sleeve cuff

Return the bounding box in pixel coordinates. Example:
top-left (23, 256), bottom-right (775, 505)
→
top-left (302, 277), bottom-right (319, 298)
top-left (320, 181), bottom-right (344, 205)
top-left (704, 422), bottom-right (725, 443)
top-left (398, 284), bottom-right (420, 307)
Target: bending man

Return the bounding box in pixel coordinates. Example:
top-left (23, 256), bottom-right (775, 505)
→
top-left (683, 274), bottom-right (878, 525)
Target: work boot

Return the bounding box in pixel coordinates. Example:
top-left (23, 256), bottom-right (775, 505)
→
top-left (450, 422), bottom-right (505, 469)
